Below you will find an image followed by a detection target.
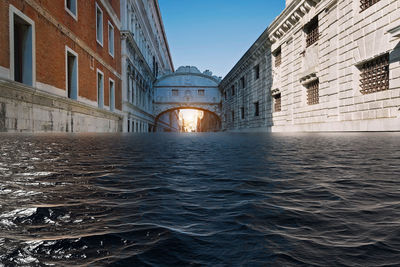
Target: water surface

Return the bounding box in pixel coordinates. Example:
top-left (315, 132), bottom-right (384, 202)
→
top-left (1, 133), bottom-right (400, 266)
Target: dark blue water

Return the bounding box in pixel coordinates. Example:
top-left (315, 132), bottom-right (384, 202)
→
top-left (1, 133), bottom-right (400, 266)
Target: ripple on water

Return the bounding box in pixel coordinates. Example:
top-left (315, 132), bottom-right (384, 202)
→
top-left (0, 133), bottom-right (400, 266)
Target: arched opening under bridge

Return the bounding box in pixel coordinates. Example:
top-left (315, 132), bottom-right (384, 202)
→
top-left (155, 107), bottom-right (221, 132)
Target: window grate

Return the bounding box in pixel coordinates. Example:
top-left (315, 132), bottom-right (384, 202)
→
top-left (274, 94), bottom-right (281, 112)
top-left (307, 80), bottom-right (319, 105)
top-left (306, 18), bottom-right (319, 48)
top-left (275, 49), bottom-right (281, 67)
top-left (360, 54), bottom-right (389, 95)
top-left (360, 0), bottom-right (381, 12)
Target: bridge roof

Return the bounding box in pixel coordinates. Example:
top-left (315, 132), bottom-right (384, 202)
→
top-left (155, 66), bottom-right (221, 87)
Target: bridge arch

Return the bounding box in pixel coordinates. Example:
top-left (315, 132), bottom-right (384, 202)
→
top-left (153, 66), bottom-right (222, 131)
top-left (155, 106), bottom-right (221, 132)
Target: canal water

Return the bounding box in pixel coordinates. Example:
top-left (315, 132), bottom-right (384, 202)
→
top-left (0, 133), bottom-right (400, 266)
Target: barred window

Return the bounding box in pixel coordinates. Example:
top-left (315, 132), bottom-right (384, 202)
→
top-left (231, 110), bottom-right (235, 122)
top-left (172, 89), bottom-right (179, 96)
top-left (275, 48), bottom-right (281, 67)
top-left (231, 85), bottom-right (235, 96)
top-left (360, 0), bottom-right (381, 12)
top-left (241, 107), bottom-right (245, 119)
top-left (305, 17), bottom-right (319, 48)
top-left (359, 53), bottom-right (389, 94)
top-left (198, 89), bottom-right (205, 96)
top-left (274, 93), bottom-right (281, 112)
top-left (306, 80), bottom-right (319, 105)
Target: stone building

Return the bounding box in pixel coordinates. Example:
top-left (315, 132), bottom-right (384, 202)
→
top-left (220, 0), bottom-right (400, 132)
top-left (120, 0), bottom-right (177, 132)
top-left (0, 0), bottom-right (123, 132)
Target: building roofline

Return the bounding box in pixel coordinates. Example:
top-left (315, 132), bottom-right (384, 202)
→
top-left (154, 0), bottom-right (174, 72)
top-left (155, 72), bottom-right (221, 85)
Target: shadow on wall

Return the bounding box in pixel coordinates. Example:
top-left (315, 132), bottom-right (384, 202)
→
top-left (391, 42), bottom-right (400, 64)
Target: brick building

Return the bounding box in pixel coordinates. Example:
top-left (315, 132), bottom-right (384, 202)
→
top-left (0, 0), bottom-right (123, 132)
top-left (220, 0), bottom-right (400, 132)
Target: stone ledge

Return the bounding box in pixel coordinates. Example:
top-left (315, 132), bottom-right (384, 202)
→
top-left (0, 79), bottom-right (123, 121)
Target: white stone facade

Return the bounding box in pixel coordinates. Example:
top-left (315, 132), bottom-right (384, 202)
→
top-left (220, 0), bottom-right (400, 132)
top-left (154, 66), bottom-right (222, 124)
top-left (120, 0), bottom-right (176, 132)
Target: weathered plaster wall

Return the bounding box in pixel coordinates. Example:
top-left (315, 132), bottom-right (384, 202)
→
top-left (0, 80), bottom-right (122, 133)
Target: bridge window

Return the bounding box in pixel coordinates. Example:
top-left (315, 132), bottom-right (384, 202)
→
top-left (241, 107), bottom-right (245, 119)
top-left (172, 89), bottom-right (179, 96)
top-left (198, 89), bottom-right (205, 96)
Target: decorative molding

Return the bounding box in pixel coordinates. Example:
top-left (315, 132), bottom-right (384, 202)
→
top-left (155, 72), bottom-right (221, 85)
top-left (99, 0), bottom-right (121, 30)
top-left (122, 31), bottom-right (154, 80)
top-left (325, 0), bottom-right (338, 12)
top-left (269, 0), bottom-right (321, 44)
top-left (388, 24), bottom-right (400, 38)
top-left (271, 89), bottom-right (281, 96)
top-left (300, 72), bottom-right (318, 85)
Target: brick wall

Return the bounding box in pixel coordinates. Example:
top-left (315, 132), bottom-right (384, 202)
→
top-left (0, 0), bottom-right (122, 112)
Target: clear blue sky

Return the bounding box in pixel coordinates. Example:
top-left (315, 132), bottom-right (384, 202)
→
top-left (158, 0), bottom-right (285, 78)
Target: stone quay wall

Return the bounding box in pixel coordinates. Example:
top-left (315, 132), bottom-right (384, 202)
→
top-left (0, 79), bottom-right (122, 133)
top-left (220, 0), bottom-right (400, 132)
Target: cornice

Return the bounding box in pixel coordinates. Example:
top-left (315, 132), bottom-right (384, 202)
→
top-left (153, 0), bottom-right (174, 71)
top-left (220, 33), bottom-right (270, 88)
top-left (388, 24), bottom-right (400, 38)
top-left (269, 0), bottom-right (321, 44)
top-left (220, 0), bottom-right (329, 89)
top-left (121, 31), bottom-right (154, 80)
top-left (155, 72), bottom-right (221, 85)
top-left (99, 0), bottom-right (121, 30)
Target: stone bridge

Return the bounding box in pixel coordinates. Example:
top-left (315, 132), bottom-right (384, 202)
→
top-left (153, 66), bottom-right (222, 121)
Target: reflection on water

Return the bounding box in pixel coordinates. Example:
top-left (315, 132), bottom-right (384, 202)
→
top-left (0, 133), bottom-right (400, 266)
